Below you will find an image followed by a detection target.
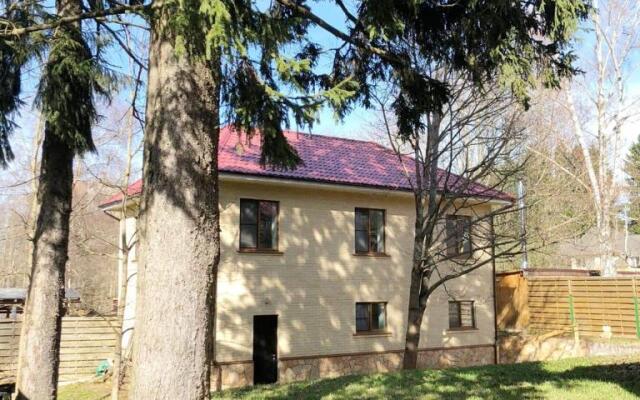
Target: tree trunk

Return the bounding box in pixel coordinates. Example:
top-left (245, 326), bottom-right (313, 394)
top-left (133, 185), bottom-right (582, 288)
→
top-left (403, 114), bottom-right (442, 370)
top-left (111, 90), bottom-right (136, 400)
top-left (14, 0), bottom-right (83, 395)
top-left (131, 6), bottom-right (221, 399)
top-left (15, 131), bottom-right (74, 399)
top-left (600, 211), bottom-right (615, 276)
top-left (111, 227), bottom-right (129, 400)
top-left (403, 269), bottom-right (426, 369)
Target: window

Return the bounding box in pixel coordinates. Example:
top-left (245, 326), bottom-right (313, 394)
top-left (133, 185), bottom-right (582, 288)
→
top-left (355, 302), bottom-right (387, 333)
top-left (355, 208), bottom-right (385, 254)
top-left (448, 301), bottom-right (476, 330)
top-left (239, 199), bottom-right (279, 251)
top-left (445, 215), bottom-right (472, 257)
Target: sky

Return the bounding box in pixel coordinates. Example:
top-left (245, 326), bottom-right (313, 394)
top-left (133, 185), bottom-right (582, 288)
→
top-left (2, 1), bottom-right (640, 202)
top-left (286, 3), bottom-right (375, 140)
top-left (0, 3), bottom-right (375, 209)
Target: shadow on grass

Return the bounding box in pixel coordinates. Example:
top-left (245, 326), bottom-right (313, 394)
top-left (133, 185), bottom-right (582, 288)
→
top-left (212, 357), bottom-right (640, 400)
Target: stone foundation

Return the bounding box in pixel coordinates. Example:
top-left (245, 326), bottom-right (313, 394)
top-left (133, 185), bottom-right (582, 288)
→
top-left (213, 344), bottom-right (495, 390)
top-left (279, 351), bottom-right (403, 383)
top-left (417, 344), bottom-right (495, 368)
top-left (212, 361), bottom-right (253, 390)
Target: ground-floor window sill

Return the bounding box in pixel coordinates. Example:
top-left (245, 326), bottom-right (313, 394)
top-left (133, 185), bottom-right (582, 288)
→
top-left (447, 328), bottom-right (479, 334)
top-left (237, 250), bottom-right (284, 256)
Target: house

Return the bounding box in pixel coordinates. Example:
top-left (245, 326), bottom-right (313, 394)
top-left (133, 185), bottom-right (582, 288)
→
top-left (554, 228), bottom-right (640, 273)
top-left (0, 288), bottom-right (80, 319)
top-left (100, 127), bottom-right (513, 389)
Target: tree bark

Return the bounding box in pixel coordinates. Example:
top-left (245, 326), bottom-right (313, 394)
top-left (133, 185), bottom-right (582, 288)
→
top-left (14, 0), bottom-right (82, 396)
top-left (111, 87), bottom-right (136, 400)
top-left (131, 5), bottom-right (221, 399)
top-left (111, 226), bottom-right (129, 400)
top-left (402, 269), bottom-right (426, 370)
top-left (15, 131), bottom-right (74, 399)
top-left (402, 113), bottom-right (442, 370)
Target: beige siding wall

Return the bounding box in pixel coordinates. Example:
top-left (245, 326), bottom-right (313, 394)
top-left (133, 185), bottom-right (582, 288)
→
top-left (215, 178), bottom-right (495, 363)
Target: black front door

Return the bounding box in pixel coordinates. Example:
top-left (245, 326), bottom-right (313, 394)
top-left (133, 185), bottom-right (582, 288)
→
top-left (253, 315), bottom-right (278, 384)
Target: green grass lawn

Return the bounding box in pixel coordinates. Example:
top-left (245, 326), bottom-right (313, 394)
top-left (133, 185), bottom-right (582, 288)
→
top-left (58, 380), bottom-right (111, 400)
top-left (58, 355), bottom-right (640, 400)
top-left (213, 355), bottom-right (640, 400)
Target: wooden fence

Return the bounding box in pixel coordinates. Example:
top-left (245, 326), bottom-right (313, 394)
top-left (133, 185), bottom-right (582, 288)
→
top-left (496, 271), bottom-right (530, 331)
top-left (528, 277), bottom-right (640, 338)
top-left (0, 316), bottom-right (118, 384)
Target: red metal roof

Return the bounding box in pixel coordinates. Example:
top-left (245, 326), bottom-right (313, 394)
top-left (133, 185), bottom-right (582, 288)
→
top-left (101, 126), bottom-right (514, 207)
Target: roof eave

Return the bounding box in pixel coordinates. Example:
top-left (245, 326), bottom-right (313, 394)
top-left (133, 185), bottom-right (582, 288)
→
top-left (99, 196), bottom-right (141, 213)
top-left (99, 172), bottom-right (514, 213)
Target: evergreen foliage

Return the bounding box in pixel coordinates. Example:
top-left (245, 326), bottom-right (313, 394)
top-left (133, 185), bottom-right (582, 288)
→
top-left (165, 0), bottom-right (358, 169)
top-left (35, 28), bottom-right (110, 154)
top-left (2, 0), bottom-right (359, 170)
top-left (0, 38), bottom-right (22, 166)
top-left (625, 135), bottom-right (640, 234)
top-left (1, 0), bottom-right (112, 165)
top-left (0, 0), bottom-right (42, 167)
top-left (328, 0), bottom-right (590, 138)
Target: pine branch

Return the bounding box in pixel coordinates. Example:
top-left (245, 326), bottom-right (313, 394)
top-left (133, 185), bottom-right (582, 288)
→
top-left (275, 0), bottom-right (402, 66)
top-left (0, 3), bottom-right (153, 37)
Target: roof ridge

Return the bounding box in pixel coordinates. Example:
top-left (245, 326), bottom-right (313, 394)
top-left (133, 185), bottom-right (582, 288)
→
top-left (224, 124), bottom-right (396, 154)
top-left (282, 129), bottom-right (391, 148)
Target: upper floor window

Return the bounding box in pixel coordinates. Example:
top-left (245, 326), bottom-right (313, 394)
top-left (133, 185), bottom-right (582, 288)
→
top-left (239, 199), bottom-right (279, 251)
top-left (446, 215), bottom-right (472, 257)
top-left (448, 300), bottom-right (476, 330)
top-left (355, 302), bottom-right (387, 333)
top-left (355, 208), bottom-right (385, 254)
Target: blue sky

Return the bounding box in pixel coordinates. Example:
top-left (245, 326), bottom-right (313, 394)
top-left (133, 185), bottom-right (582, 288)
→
top-left (1, 3), bottom-right (377, 205)
top-left (4, 1), bottom-right (640, 192)
top-left (288, 3), bottom-right (374, 140)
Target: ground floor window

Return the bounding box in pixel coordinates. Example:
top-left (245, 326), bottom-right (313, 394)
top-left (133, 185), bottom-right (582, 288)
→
top-left (355, 302), bottom-right (387, 333)
top-left (448, 300), bottom-right (475, 329)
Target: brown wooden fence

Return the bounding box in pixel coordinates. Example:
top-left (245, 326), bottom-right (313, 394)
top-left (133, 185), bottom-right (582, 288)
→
top-left (527, 277), bottom-right (640, 338)
top-left (0, 316), bottom-right (118, 384)
top-left (496, 274), bottom-right (640, 338)
top-left (496, 271), bottom-right (530, 331)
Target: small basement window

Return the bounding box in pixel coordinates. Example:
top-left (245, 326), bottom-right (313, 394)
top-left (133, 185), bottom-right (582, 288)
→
top-left (239, 199), bottom-right (279, 251)
top-left (448, 300), bottom-right (476, 330)
top-left (355, 302), bottom-right (387, 333)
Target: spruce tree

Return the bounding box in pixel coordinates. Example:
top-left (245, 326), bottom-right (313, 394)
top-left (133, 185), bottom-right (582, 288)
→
top-left (2, 2), bottom-right (354, 397)
top-left (131, 1), bottom-right (356, 397)
top-left (6, 0), bottom-right (110, 397)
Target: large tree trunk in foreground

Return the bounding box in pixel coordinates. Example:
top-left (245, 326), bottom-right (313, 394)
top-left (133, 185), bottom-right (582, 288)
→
top-left (131, 6), bottom-right (221, 399)
top-left (15, 132), bottom-right (74, 399)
